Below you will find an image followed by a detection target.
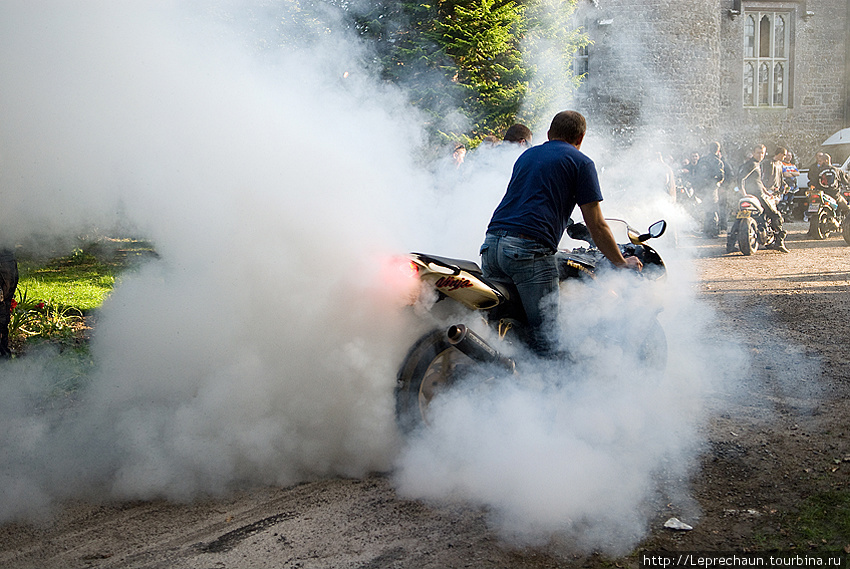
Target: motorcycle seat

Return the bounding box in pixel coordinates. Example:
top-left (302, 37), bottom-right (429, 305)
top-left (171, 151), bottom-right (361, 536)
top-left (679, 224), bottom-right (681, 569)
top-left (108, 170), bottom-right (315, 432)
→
top-left (480, 277), bottom-right (515, 301)
top-left (413, 253), bottom-right (483, 275)
top-left (412, 252), bottom-right (515, 302)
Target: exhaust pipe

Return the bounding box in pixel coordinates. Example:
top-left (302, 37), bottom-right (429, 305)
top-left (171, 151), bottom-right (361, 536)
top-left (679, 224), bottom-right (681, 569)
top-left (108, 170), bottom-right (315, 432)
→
top-left (446, 324), bottom-right (516, 373)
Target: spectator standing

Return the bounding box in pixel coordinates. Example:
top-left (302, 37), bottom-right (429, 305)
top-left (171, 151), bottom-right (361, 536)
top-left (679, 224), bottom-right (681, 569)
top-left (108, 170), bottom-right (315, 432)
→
top-left (694, 142), bottom-right (725, 237)
top-left (718, 145), bottom-right (735, 231)
top-left (503, 124), bottom-right (533, 148)
top-left (452, 143), bottom-right (466, 168)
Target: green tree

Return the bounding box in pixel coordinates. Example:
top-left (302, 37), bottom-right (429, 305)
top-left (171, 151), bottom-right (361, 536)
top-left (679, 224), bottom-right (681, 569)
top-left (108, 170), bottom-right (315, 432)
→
top-left (341, 0), bottom-right (585, 146)
top-left (435, 0), bottom-right (528, 139)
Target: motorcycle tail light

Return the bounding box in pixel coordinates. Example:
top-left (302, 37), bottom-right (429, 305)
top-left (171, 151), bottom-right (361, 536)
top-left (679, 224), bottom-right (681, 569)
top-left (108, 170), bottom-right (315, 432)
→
top-left (740, 201), bottom-right (754, 209)
top-left (381, 255), bottom-right (423, 305)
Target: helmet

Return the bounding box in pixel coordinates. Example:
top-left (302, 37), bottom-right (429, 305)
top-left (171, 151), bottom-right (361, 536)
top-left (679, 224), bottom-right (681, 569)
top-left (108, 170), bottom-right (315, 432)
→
top-left (819, 168), bottom-right (838, 189)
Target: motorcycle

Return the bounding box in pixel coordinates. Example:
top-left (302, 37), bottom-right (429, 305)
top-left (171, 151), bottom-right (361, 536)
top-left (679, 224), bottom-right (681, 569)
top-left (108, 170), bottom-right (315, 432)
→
top-left (725, 191), bottom-right (781, 255)
top-left (806, 170), bottom-right (850, 241)
top-left (778, 185), bottom-right (809, 221)
top-left (806, 189), bottom-right (847, 240)
top-left (394, 219), bottom-right (668, 431)
top-left (675, 183), bottom-right (703, 223)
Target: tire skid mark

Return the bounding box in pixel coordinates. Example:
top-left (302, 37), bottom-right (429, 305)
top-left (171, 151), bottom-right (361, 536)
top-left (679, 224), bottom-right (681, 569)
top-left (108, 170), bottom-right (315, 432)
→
top-left (198, 511), bottom-right (298, 553)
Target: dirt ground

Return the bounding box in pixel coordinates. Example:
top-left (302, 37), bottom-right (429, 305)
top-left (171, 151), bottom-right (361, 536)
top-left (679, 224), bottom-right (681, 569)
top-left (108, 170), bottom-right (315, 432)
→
top-left (1, 219), bottom-right (849, 569)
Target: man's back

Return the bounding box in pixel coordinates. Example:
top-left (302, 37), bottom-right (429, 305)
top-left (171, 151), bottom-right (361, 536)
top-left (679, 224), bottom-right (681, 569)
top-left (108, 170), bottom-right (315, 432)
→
top-left (487, 140), bottom-right (603, 251)
top-left (740, 158), bottom-right (765, 196)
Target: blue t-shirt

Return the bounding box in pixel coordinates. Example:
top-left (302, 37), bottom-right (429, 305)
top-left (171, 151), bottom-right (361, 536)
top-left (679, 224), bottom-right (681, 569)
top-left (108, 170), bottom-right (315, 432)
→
top-left (487, 140), bottom-right (604, 251)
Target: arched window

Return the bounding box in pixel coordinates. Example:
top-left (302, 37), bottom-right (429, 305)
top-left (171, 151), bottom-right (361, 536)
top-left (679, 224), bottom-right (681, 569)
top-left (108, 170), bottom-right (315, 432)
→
top-left (774, 15), bottom-right (786, 58)
top-left (773, 63), bottom-right (784, 105)
top-left (744, 15), bottom-right (755, 58)
top-left (744, 62), bottom-right (755, 106)
top-left (758, 63), bottom-right (770, 105)
top-left (743, 10), bottom-right (791, 107)
top-left (759, 15), bottom-right (771, 57)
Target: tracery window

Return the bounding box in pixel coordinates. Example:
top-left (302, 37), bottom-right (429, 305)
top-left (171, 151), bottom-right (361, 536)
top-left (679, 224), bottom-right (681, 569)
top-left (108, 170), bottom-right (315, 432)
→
top-left (574, 43), bottom-right (589, 79)
top-left (743, 11), bottom-right (791, 107)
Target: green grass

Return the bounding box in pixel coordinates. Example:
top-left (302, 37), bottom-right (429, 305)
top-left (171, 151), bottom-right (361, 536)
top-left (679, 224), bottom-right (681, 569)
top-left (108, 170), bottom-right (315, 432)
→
top-left (9, 238), bottom-right (157, 359)
top-left (752, 487), bottom-right (850, 551)
top-left (17, 239), bottom-right (156, 313)
top-left (793, 489), bottom-right (850, 548)
top-left (18, 249), bottom-right (117, 312)
top-left (7, 238), bottom-right (156, 387)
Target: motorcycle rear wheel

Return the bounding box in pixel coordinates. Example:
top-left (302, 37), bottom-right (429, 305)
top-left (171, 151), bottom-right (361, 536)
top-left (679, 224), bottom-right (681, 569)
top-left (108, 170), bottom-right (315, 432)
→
top-left (395, 329), bottom-right (477, 433)
top-left (738, 218), bottom-right (758, 255)
top-left (843, 218), bottom-right (850, 246)
top-left (809, 209), bottom-right (831, 240)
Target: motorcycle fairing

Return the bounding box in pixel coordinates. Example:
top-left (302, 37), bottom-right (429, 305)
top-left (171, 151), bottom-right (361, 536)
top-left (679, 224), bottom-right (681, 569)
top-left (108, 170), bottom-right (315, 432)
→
top-left (409, 253), bottom-right (507, 310)
top-left (737, 194), bottom-right (764, 218)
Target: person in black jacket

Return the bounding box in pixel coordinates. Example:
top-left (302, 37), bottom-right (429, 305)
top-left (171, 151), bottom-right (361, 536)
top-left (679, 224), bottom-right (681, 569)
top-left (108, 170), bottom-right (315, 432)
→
top-left (739, 144), bottom-right (788, 253)
top-left (808, 152), bottom-right (850, 215)
top-left (694, 141), bottom-right (725, 237)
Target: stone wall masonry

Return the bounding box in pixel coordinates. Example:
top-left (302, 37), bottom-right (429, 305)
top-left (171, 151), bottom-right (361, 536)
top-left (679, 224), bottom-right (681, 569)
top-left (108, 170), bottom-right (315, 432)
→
top-left (572, 0), bottom-right (848, 169)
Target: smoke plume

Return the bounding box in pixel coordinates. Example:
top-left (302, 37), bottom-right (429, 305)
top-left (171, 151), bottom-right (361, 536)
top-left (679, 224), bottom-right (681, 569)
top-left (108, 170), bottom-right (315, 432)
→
top-left (0, 0), bottom-right (746, 556)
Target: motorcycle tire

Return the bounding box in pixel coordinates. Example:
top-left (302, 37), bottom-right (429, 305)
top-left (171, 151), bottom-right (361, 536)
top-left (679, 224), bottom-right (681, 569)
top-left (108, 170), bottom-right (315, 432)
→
top-left (809, 209), bottom-right (830, 240)
top-left (726, 220), bottom-right (740, 253)
top-left (738, 218), bottom-right (758, 255)
top-left (395, 329), bottom-right (477, 433)
top-left (843, 217), bottom-right (850, 246)
top-left (704, 212), bottom-right (720, 238)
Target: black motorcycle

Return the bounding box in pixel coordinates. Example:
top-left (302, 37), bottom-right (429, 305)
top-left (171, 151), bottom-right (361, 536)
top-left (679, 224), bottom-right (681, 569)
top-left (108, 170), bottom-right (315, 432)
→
top-left (726, 192), bottom-right (781, 255)
top-left (394, 219), bottom-right (668, 431)
top-left (807, 169), bottom-right (850, 241)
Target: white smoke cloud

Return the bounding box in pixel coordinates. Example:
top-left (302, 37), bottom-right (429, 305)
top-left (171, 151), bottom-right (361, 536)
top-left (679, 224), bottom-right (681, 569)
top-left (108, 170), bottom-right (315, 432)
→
top-left (393, 254), bottom-right (745, 554)
top-left (0, 0), bottom-right (437, 514)
top-left (0, 0), bottom-right (747, 557)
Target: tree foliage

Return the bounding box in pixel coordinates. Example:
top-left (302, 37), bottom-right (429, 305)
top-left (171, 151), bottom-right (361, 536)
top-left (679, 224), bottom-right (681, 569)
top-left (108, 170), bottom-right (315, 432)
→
top-left (302, 0), bottom-right (585, 146)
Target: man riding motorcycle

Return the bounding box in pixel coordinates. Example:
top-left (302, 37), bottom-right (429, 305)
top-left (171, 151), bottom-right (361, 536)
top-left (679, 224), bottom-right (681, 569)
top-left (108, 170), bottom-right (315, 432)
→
top-left (479, 110), bottom-right (642, 357)
top-left (808, 152), bottom-right (850, 216)
top-left (739, 144), bottom-right (788, 253)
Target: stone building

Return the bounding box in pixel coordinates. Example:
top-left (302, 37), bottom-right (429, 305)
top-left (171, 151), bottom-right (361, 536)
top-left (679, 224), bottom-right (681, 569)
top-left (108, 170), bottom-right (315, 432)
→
top-left (571, 0), bottom-right (850, 167)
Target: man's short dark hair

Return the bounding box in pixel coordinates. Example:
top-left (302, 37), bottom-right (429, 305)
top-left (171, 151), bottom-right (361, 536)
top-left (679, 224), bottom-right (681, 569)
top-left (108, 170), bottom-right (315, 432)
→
top-left (774, 147), bottom-right (787, 157)
top-left (504, 124), bottom-right (532, 143)
top-left (548, 111), bottom-right (586, 144)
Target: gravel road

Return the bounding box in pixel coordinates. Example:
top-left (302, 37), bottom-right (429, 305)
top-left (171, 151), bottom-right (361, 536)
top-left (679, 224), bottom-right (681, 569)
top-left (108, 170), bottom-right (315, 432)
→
top-left (2, 220), bottom-right (849, 569)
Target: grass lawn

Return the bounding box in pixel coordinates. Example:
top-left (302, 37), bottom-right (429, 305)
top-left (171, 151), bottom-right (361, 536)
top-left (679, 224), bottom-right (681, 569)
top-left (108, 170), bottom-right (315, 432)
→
top-left (16, 239), bottom-right (156, 313)
top-left (8, 238), bottom-right (156, 356)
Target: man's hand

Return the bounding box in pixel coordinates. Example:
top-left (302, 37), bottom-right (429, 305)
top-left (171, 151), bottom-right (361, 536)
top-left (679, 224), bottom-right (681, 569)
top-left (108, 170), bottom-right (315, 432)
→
top-left (579, 201), bottom-right (643, 272)
top-left (621, 255), bottom-right (643, 271)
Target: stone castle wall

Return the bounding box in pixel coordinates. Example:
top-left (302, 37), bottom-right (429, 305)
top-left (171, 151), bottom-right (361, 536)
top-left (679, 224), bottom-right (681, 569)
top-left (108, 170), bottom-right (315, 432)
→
top-left (573, 0), bottom-right (848, 168)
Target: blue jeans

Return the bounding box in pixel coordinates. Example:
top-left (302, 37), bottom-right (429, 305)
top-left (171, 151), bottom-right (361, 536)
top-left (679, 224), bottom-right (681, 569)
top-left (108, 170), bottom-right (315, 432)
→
top-left (480, 232), bottom-right (559, 356)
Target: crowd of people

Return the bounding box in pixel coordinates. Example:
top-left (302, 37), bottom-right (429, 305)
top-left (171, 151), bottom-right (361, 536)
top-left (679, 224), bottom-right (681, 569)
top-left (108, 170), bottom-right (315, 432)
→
top-left (663, 141), bottom-right (849, 253)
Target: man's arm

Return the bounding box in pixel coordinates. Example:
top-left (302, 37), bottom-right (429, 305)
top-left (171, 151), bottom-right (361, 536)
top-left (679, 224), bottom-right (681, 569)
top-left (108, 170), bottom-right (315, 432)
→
top-left (578, 201), bottom-right (642, 271)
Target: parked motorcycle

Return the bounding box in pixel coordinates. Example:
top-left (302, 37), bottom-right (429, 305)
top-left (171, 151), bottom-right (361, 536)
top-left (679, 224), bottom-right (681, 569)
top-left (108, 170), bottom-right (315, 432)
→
top-left (807, 170), bottom-right (850, 241)
top-left (806, 189), bottom-right (847, 240)
top-left (394, 219), bottom-right (668, 431)
top-left (726, 192), bottom-right (781, 255)
top-left (778, 185), bottom-right (809, 221)
top-left (676, 183), bottom-right (703, 224)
